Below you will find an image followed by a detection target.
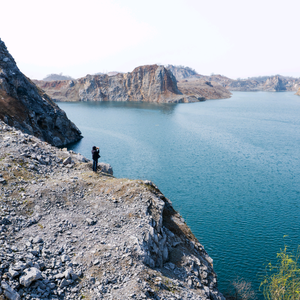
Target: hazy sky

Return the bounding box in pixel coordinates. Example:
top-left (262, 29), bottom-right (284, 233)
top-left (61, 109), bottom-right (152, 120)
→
top-left (1, 0), bottom-right (299, 80)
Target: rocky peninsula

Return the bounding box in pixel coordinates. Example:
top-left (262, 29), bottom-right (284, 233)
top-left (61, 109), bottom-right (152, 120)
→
top-left (0, 39), bottom-right (82, 147)
top-left (34, 65), bottom-right (192, 103)
top-left (34, 65), bottom-right (231, 103)
top-left (0, 120), bottom-right (224, 300)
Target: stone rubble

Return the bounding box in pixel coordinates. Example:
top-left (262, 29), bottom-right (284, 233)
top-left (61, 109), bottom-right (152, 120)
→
top-left (0, 120), bottom-right (225, 300)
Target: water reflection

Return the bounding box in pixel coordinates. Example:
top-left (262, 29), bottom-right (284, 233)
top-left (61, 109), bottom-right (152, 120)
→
top-left (79, 100), bottom-right (177, 115)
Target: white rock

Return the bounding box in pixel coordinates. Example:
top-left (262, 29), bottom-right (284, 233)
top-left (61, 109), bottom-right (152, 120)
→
top-left (19, 267), bottom-right (42, 287)
top-left (61, 254), bottom-right (71, 262)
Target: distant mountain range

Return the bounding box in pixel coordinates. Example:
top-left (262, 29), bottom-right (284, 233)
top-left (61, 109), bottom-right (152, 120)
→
top-left (165, 66), bottom-right (300, 92)
top-left (43, 73), bottom-right (74, 81)
top-left (36, 63), bottom-right (300, 105)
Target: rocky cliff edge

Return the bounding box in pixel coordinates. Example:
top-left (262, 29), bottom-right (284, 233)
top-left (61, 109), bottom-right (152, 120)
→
top-left (0, 39), bottom-right (82, 147)
top-left (0, 120), bottom-right (224, 300)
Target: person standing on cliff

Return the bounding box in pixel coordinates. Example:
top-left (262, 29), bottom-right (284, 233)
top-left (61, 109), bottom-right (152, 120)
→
top-left (91, 146), bottom-right (100, 172)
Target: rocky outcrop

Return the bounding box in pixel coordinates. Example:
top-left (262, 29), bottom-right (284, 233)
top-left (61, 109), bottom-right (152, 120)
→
top-left (166, 65), bottom-right (199, 80)
top-left (34, 64), bottom-right (232, 103)
top-left (263, 76), bottom-right (287, 91)
top-left (0, 39), bottom-right (82, 146)
top-left (35, 65), bottom-right (201, 103)
top-left (0, 120), bottom-right (225, 300)
top-left (296, 87), bottom-right (300, 95)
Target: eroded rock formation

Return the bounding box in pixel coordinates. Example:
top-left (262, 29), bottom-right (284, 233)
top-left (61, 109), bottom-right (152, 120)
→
top-left (0, 39), bottom-right (82, 146)
top-left (34, 64), bottom-right (232, 103)
top-left (263, 76), bottom-right (286, 91)
top-left (35, 65), bottom-right (201, 103)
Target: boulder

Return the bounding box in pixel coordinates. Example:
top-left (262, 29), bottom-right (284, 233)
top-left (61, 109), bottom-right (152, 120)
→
top-left (63, 156), bottom-right (72, 165)
top-left (19, 267), bottom-right (42, 287)
top-left (99, 163), bottom-right (113, 175)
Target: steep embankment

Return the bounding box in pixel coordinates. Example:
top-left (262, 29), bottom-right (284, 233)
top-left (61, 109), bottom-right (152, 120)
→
top-left (0, 39), bottom-right (82, 146)
top-left (0, 120), bottom-right (224, 300)
top-left (34, 65), bottom-right (202, 103)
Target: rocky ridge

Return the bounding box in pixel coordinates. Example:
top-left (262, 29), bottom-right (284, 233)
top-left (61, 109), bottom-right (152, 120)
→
top-left (0, 120), bottom-right (224, 300)
top-left (43, 74), bottom-right (74, 82)
top-left (0, 39), bottom-right (82, 147)
top-left (225, 75), bottom-right (300, 92)
top-left (166, 65), bottom-right (300, 92)
top-left (34, 65), bottom-right (231, 103)
top-left (34, 65), bottom-right (202, 104)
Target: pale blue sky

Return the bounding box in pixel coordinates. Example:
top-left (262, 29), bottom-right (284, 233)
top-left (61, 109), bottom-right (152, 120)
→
top-left (1, 0), bottom-right (299, 80)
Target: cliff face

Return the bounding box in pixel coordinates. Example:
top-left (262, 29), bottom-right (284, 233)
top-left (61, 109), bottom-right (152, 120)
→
top-left (0, 120), bottom-right (225, 300)
top-left (0, 39), bottom-right (82, 146)
top-left (296, 87), bottom-right (300, 95)
top-left (35, 65), bottom-right (200, 103)
top-left (263, 76), bottom-right (286, 91)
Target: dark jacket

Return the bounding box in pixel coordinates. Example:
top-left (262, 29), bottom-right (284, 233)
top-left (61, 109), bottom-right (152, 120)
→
top-left (92, 149), bottom-right (100, 160)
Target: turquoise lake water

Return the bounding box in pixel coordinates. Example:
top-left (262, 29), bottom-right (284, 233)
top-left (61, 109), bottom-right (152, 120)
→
top-left (58, 92), bottom-right (300, 297)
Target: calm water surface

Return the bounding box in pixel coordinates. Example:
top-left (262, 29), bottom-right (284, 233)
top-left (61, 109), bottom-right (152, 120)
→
top-left (58, 92), bottom-right (300, 297)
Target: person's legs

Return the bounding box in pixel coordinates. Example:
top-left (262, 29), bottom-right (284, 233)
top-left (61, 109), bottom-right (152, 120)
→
top-left (93, 160), bottom-right (97, 171)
